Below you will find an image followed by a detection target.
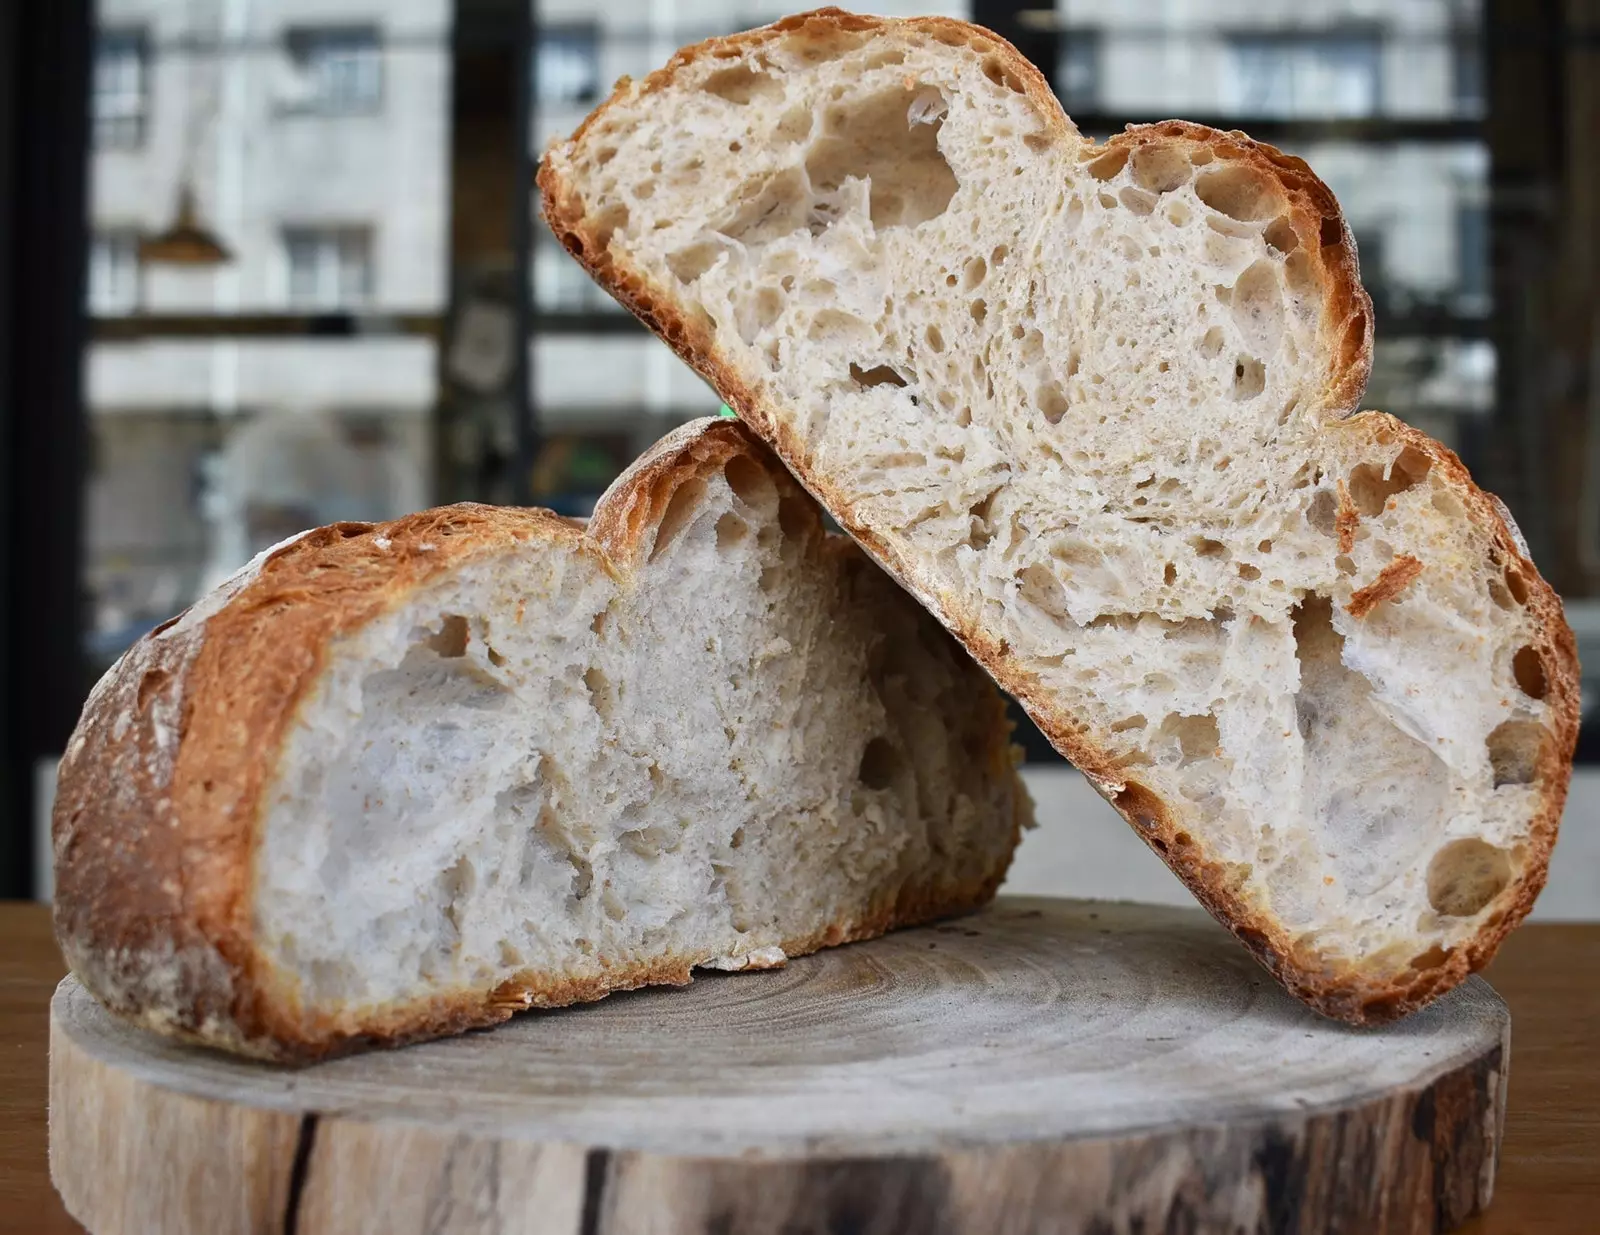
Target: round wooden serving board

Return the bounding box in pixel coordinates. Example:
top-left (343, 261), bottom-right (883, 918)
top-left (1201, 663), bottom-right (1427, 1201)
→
top-left (49, 897), bottom-right (1509, 1235)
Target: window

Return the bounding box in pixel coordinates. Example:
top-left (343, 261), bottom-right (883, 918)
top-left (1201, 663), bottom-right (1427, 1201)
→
top-left (538, 26), bottom-right (600, 107)
top-left (1457, 203), bottom-right (1489, 306)
top-left (1351, 228), bottom-right (1388, 313)
top-left (1453, 29), bottom-right (1486, 116)
top-left (1224, 33), bottom-right (1381, 119)
top-left (285, 26), bottom-right (383, 115)
top-left (93, 29), bottom-right (148, 148)
top-left (284, 227), bottom-right (374, 309)
top-left (88, 231), bottom-right (141, 315)
top-left (1056, 30), bottom-right (1101, 111)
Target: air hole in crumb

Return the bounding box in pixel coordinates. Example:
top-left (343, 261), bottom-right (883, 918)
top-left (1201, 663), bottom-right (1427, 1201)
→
top-left (805, 86), bottom-right (957, 229)
top-left (715, 512), bottom-right (749, 552)
top-left (1335, 555), bottom-right (1356, 575)
top-left (1131, 144), bottom-right (1192, 193)
top-left (1162, 713), bottom-right (1220, 766)
top-left (583, 667), bottom-right (614, 720)
top-left (1231, 260), bottom-right (1286, 355)
top-left (980, 54), bottom-right (1027, 93)
top-left (486, 646), bottom-right (507, 668)
top-left (704, 64), bottom-right (783, 105)
top-left (1193, 537), bottom-right (1226, 557)
top-left (963, 256), bottom-right (987, 290)
top-left (1195, 164), bottom-right (1277, 221)
top-left (777, 495), bottom-right (810, 541)
top-left (591, 202), bottom-right (630, 250)
top-left (967, 490), bottom-right (998, 549)
top-left (1427, 839), bottom-right (1512, 917)
top-left (970, 299), bottom-right (987, 324)
top-left (1098, 192), bottom-right (1117, 210)
top-left (723, 455), bottom-right (775, 510)
top-left (427, 615), bottom-right (470, 658)
top-left (667, 242), bottom-right (721, 284)
top-left (1307, 489), bottom-right (1338, 536)
top-left (1264, 215), bottom-right (1300, 253)
top-left (1111, 714), bottom-right (1147, 733)
top-left (1085, 145), bottom-right (1130, 181)
top-left (1119, 186), bottom-right (1157, 215)
top-left (1198, 326), bottom-right (1226, 359)
top-left (1238, 563), bottom-right (1261, 580)
top-left (1319, 214), bottom-right (1344, 247)
top-left (925, 325), bottom-right (945, 352)
top-left (1258, 539), bottom-right (1274, 553)
top-left (1488, 718), bottom-right (1545, 786)
top-left (1513, 646), bottom-right (1547, 699)
top-left (1348, 446), bottom-right (1432, 516)
top-left (1231, 355), bottom-right (1266, 400)
top-left (1189, 147), bottom-right (1214, 165)
top-left (858, 737), bottom-right (901, 790)
top-left (649, 478), bottom-right (707, 561)
top-left (1163, 562), bottom-right (1177, 585)
top-left (1409, 944), bottom-right (1450, 972)
top-left (775, 105), bottom-right (812, 142)
top-left (1505, 569), bottom-right (1529, 605)
top-left (850, 361), bottom-right (909, 389)
top-left (1037, 380), bottom-right (1069, 424)
top-left (991, 244), bottom-right (1009, 265)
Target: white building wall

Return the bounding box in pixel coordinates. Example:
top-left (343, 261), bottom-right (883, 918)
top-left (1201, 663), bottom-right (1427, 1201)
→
top-left (94, 0), bottom-right (450, 317)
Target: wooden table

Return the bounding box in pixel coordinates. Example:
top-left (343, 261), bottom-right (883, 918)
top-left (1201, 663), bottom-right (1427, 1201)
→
top-left (3, 902), bottom-right (1595, 1234)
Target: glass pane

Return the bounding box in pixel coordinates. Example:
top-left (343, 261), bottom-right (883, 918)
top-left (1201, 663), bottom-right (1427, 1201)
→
top-left (1052, 0), bottom-right (1483, 121)
top-left (84, 4), bottom-right (451, 672)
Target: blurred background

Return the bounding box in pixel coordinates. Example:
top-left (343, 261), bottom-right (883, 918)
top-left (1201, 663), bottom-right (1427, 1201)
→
top-left (1, 0), bottom-right (1596, 910)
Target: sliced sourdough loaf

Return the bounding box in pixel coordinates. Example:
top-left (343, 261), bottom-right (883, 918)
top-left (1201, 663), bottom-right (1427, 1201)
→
top-left (52, 417), bottom-right (1029, 1060)
top-left (540, 8), bottom-right (1580, 1022)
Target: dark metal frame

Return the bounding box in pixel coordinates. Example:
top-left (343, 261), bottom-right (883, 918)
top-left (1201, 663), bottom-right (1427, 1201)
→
top-left (1, 1), bottom-right (92, 897)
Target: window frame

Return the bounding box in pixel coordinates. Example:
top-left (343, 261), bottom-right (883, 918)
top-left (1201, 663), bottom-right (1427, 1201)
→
top-left (87, 228), bottom-right (143, 317)
top-left (92, 26), bottom-right (149, 150)
top-left (1221, 26), bottom-right (1385, 121)
top-left (536, 23), bottom-right (601, 109)
top-left (282, 224), bottom-right (376, 311)
top-left (282, 24), bottom-right (385, 117)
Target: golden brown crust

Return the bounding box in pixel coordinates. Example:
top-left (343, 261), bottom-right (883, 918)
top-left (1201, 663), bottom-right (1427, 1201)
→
top-left (53, 417), bottom-right (1019, 1061)
top-left (538, 9), bottom-right (1578, 1024)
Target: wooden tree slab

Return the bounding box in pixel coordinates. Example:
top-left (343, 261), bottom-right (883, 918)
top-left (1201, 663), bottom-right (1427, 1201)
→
top-left (49, 897), bottom-right (1509, 1235)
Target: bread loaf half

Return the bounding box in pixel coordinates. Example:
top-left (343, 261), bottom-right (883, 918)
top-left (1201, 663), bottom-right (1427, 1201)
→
top-left (540, 9), bottom-right (1580, 1022)
top-left (52, 417), bottom-right (1029, 1060)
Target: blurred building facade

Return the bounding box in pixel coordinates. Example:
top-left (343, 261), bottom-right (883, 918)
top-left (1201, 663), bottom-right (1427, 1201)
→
top-left (84, 0), bottom-right (1492, 657)
top-left (86, 0), bottom-right (447, 654)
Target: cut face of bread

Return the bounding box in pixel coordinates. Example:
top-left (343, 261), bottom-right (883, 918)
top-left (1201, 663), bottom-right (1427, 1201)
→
top-left (52, 418), bottom-right (1029, 1060)
top-left (540, 9), bottom-right (1579, 1022)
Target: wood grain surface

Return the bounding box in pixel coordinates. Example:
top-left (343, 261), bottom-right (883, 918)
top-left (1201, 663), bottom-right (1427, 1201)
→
top-left (5, 902), bottom-right (1596, 1234)
top-left (46, 899), bottom-right (1505, 1234)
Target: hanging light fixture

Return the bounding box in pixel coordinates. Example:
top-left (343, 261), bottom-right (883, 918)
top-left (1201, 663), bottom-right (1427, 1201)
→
top-left (139, 183), bottom-right (232, 266)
